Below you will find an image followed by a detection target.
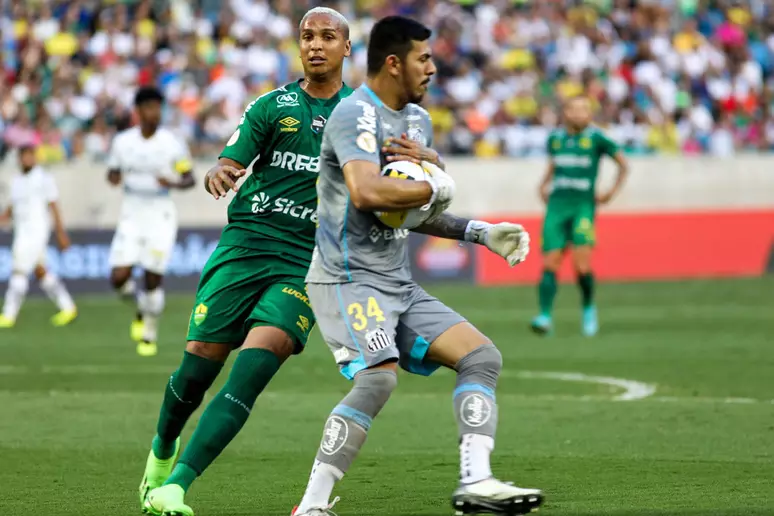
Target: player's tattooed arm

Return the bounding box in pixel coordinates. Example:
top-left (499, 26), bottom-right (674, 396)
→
top-left (344, 161), bottom-right (434, 211)
top-left (0, 206), bottom-right (11, 224)
top-left (414, 212), bottom-right (470, 241)
top-left (417, 214), bottom-right (531, 266)
top-left (383, 135), bottom-right (445, 170)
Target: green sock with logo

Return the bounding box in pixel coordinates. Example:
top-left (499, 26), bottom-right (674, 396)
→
top-left (154, 351), bottom-right (224, 459)
top-left (167, 348), bottom-right (281, 491)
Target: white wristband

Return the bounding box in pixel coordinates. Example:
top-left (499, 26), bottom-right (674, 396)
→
top-left (421, 176), bottom-right (438, 212)
top-left (464, 220), bottom-right (491, 244)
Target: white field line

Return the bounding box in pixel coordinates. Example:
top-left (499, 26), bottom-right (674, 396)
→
top-left (506, 370), bottom-right (657, 401)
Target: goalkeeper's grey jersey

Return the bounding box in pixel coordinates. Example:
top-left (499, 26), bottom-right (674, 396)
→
top-left (305, 85), bottom-right (434, 286)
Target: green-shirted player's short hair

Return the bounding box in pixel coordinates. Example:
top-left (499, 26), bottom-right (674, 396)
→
top-left (299, 7), bottom-right (350, 39)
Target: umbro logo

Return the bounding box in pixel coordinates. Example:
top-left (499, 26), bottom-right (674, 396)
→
top-left (279, 116), bottom-right (300, 133)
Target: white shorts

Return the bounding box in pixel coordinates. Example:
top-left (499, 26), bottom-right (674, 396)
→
top-left (11, 231), bottom-right (50, 275)
top-left (108, 202), bottom-right (178, 275)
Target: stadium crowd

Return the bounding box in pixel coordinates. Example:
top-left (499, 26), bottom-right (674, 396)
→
top-left (1, 0), bottom-right (774, 164)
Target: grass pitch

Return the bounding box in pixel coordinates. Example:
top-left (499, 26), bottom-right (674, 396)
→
top-left (1, 278), bottom-right (772, 515)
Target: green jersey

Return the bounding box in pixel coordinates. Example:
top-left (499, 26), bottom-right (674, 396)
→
top-left (546, 126), bottom-right (618, 204)
top-left (218, 80), bottom-right (354, 265)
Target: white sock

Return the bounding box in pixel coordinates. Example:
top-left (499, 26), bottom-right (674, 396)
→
top-left (296, 460), bottom-right (343, 513)
top-left (119, 278), bottom-right (137, 299)
top-left (460, 434), bottom-right (494, 485)
top-left (40, 273), bottom-right (76, 312)
top-left (141, 288), bottom-right (165, 342)
top-left (2, 274), bottom-right (29, 320)
top-left (136, 290), bottom-right (148, 313)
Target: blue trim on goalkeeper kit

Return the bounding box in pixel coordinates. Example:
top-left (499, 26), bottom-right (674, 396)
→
top-left (332, 404), bottom-right (373, 431)
top-left (335, 284), bottom-right (366, 380)
top-left (406, 336), bottom-right (442, 377)
top-left (453, 383), bottom-right (496, 401)
top-left (360, 85), bottom-right (384, 108)
top-left (342, 195), bottom-right (352, 281)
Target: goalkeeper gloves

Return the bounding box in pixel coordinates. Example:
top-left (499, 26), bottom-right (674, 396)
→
top-left (420, 160), bottom-right (455, 220)
top-left (465, 221), bottom-right (530, 267)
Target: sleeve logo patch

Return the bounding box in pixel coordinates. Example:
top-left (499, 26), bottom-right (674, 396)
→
top-left (311, 114), bottom-right (327, 134)
top-left (227, 129), bottom-right (240, 146)
top-left (277, 92), bottom-right (299, 107)
top-left (356, 132), bottom-right (377, 154)
top-left (193, 303), bottom-right (208, 326)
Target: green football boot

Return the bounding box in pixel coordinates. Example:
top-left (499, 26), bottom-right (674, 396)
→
top-left (144, 485), bottom-right (194, 516)
top-left (139, 438), bottom-right (180, 512)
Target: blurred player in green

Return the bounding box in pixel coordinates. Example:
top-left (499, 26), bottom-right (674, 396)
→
top-left (531, 95), bottom-right (628, 337)
top-left (139, 8), bottom-right (353, 516)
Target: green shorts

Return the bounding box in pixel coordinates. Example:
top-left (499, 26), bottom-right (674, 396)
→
top-left (542, 201), bottom-right (596, 252)
top-left (186, 245), bottom-right (315, 352)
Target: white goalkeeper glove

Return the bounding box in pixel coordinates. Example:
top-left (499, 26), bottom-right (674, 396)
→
top-left (465, 221), bottom-right (530, 267)
top-left (420, 160), bottom-right (455, 220)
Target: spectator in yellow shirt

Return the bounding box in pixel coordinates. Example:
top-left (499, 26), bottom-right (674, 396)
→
top-left (647, 118), bottom-right (680, 154)
top-left (673, 19), bottom-right (705, 53)
top-left (35, 117), bottom-right (67, 164)
top-left (504, 92), bottom-right (539, 120)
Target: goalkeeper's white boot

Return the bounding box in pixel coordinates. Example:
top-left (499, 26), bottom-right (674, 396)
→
top-left (452, 478), bottom-right (543, 515)
top-left (291, 497), bottom-right (340, 516)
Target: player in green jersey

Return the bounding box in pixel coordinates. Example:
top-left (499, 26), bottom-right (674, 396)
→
top-left (139, 8), bottom-right (353, 516)
top-left (531, 95), bottom-right (628, 337)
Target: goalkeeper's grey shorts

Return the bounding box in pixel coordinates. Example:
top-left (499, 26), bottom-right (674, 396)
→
top-left (307, 281), bottom-right (466, 380)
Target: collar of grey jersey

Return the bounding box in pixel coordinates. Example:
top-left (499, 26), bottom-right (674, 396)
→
top-left (359, 84), bottom-right (405, 115)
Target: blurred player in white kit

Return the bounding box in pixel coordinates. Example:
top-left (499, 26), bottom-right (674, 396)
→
top-left (0, 145), bottom-right (77, 328)
top-left (106, 86), bottom-right (195, 357)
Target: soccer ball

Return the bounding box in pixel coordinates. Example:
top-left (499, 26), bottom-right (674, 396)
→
top-left (375, 161), bottom-right (436, 230)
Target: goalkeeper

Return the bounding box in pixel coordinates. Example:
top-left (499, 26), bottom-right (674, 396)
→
top-left (531, 95), bottom-right (628, 337)
top-left (292, 16), bottom-right (540, 516)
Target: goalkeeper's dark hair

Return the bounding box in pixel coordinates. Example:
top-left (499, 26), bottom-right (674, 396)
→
top-left (134, 86), bottom-right (164, 107)
top-left (366, 16), bottom-right (432, 77)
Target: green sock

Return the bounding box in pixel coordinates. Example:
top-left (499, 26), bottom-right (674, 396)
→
top-left (538, 270), bottom-right (557, 317)
top-left (164, 463), bottom-right (198, 492)
top-left (153, 351), bottom-right (224, 459)
top-left (168, 348), bottom-right (281, 491)
top-left (578, 273), bottom-right (595, 309)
